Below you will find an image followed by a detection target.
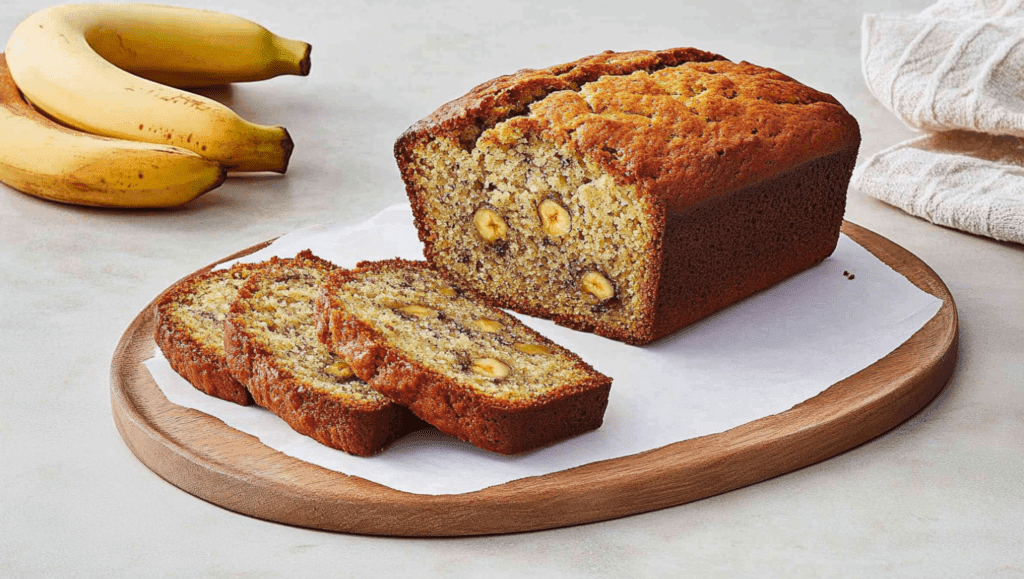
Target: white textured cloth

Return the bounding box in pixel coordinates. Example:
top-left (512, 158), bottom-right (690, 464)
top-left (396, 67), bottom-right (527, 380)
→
top-left (854, 0), bottom-right (1024, 244)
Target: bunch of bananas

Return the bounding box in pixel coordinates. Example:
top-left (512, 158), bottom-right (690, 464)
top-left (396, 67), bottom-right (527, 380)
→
top-left (0, 3), bottom-right (311, 208)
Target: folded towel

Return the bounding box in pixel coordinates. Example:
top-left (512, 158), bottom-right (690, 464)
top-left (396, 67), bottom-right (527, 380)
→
top-left (855, 0), bottom-right (1024, 244)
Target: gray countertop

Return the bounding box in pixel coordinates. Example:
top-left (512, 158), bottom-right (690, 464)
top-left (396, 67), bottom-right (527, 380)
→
top-left (2, 0), bottom-right (1021, 577)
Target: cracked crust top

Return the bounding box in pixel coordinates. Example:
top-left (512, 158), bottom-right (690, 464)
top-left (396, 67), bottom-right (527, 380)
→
top-left (395, 48), bottom-right (860, 212)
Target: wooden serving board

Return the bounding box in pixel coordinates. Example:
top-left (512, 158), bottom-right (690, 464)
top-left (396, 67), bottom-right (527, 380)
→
top-left (110, 222), bottom-right (958, 537)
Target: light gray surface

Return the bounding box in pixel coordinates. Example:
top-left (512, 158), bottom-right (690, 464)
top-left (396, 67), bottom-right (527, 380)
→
top-left (1, 0), bottom-right (1021, 577)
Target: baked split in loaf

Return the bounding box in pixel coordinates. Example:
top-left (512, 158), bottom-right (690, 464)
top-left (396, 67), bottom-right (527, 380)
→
top-left (314, 259), bottom-right (613, 455)
top-left (395, 48), bottom-right (861, 345)
top-left (223, 251), bottom-right (422, 457)
top-left (155, 260), bottom-right (274, 405)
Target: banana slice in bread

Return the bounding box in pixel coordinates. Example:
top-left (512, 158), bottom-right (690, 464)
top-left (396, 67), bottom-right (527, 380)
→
top-left (314, 259), bottom-right (612, 455)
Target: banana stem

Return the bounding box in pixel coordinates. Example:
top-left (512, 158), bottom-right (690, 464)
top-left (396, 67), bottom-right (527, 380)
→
top-left (271, 37), bottom-right (312, 77)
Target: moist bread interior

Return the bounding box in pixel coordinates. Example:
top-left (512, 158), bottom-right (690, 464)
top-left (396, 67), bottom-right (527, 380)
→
top-left (239, 270), bottom-right (390, 404)
top-left (335, 265), bottom-right (596, 404)
top-left (161, 274), bottom-right (249, 358)
top-left (411, 131), bottom-right (655, 340)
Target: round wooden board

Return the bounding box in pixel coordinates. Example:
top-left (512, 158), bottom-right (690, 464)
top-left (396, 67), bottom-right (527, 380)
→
top-left (110, 222), bottom-right (958, 537)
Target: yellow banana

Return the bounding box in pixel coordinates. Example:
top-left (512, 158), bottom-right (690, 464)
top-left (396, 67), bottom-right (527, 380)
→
top-left (5, 3), bottom-right (311, 173)
top-left (0, 54), bottom-right (225, 208)
top-left (83, 6), bottom-right (311, 88)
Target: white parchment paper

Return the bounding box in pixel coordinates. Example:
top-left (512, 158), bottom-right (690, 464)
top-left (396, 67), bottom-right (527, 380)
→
top-left (144, 204), bottom-right (943, 495)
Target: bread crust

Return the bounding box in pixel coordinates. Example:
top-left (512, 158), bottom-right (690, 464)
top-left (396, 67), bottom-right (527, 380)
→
top-left (224, 251), bottom-right (421, 457)
top-left (395, 48), bottom-right (726, 158)
top-left (649, 144), bottom-right (857, 341)
top-left (396, 48), bottom-right (859, 209)
top-left (394, 48), bottom-right (861, 345)
top-left (315, 259), bottom-right (613, 455)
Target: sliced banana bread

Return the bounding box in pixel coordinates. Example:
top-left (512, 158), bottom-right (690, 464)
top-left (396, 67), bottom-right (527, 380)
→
top-left (395, 48), bottom-right (860, 345)
top-left (224, 251), bottom-right (422, 457)
top-left (314, 259), bottom-right (613, 455)
top-left (155, 260), bottom-right (273, 405)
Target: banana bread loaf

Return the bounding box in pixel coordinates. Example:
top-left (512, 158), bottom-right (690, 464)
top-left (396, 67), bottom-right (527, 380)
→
top-left (155, 260), bottom-right (272, 405)
top-left (314, 259), bottom-right (613, 455)
top-left (395, 48), bottom-right (861, 345)
top-left (224, 251), bottom-right (422, 456)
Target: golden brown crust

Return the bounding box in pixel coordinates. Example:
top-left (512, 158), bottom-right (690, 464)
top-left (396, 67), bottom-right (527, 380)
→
top-left (224, 251), bottom-right (421, 457)
top-left (506, 61), bottom-right (859, 209)
top-left (395, 48), bottom-right (727, 159)
top-left (314, 259), bottom-right (613, 455)
top-left (397, 49), bottom-right (858, 210)
top-left (394, 48), bottom-right (861, 345)
top-left (649, 144), bottom-right (857, 341)
top-left (154, 261), bottom-right (274, 406)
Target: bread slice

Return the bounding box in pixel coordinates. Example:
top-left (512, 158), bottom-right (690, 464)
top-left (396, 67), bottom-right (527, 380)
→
top-left (314, 259), bottom-right (613, 455)
top-left (394, 48), bottom-right (860, 345)
top-left (155, 260), bottom-right (273, 405)
top-left (224, 251), bottom-right (421, 456)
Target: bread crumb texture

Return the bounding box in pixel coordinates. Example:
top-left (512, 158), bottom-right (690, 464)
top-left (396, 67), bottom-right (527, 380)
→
top-left (228, 254), bottom-right (391, 406)
top-left (160, 264), bottom-right (263, 358)
top-left (324, 260), bottom-right (604, 405)
top-left (413, 132), bottom-right (653, 340)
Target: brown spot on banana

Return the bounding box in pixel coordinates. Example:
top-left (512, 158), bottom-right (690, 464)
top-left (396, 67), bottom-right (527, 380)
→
top-left (0, 52), bottom-right (226, 208)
